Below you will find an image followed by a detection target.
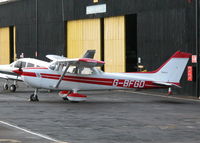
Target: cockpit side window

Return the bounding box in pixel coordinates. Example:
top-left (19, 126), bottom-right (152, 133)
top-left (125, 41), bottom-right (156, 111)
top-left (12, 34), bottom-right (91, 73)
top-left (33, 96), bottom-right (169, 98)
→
top-left (49, 64), bottom-right (56, 70)
top-left (27, 63), bottom-right (35, 67)
top-left (14, 61), bottom-right (26, 68)
top-left (49, 63), bottom-right (65, 72)
top-left (21, 62), bottom-right (26, 68)
top-left (14, 61), bottom-right (23, 68)
top-left (66, 66), bottom-right (76, 74)
top-left (14, 61), bottom-right (20, 68)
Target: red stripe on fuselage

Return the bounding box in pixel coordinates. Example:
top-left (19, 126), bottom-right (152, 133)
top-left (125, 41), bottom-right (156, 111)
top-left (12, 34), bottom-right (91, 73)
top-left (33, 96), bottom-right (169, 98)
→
top-left (40, 73), bottom-right (114, 82)
top-left (21, 72), bottom-right (37, 77)
top-left (24, 67), bottom-right (48, 70)
top-left (40, 74), bottom-right (114, 86)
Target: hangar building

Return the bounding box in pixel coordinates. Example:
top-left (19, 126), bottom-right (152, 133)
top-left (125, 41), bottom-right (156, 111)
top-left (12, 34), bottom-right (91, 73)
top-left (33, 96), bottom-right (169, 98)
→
top-left (0, 0), bottom-right (199, 97)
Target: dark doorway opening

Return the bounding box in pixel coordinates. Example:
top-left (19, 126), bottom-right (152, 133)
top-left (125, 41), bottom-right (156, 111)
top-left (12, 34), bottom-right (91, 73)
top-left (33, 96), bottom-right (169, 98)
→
top-left (9, 26), bottom-right (14, 63)
top-left (125, 14), bottom-right (137, 72)
top-left (100, 18), bottom-right (105, 71)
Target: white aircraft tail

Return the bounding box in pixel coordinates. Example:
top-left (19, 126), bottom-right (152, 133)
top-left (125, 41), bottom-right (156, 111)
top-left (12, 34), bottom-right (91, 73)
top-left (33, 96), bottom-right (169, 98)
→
top-left (151, 51), bottom-right (191, 83)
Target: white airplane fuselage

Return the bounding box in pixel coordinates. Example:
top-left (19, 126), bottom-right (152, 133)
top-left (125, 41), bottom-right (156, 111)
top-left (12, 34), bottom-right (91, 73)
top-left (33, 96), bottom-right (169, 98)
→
top-left (20, 68), bottom-right (170, 92)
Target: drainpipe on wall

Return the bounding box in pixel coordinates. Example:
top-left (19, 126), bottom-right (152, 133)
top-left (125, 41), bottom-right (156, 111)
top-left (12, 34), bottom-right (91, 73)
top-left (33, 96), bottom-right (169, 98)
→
top-left (35, 0), bottom-right (38, 58)
top-left (195, 0), bottom-right (199, 98)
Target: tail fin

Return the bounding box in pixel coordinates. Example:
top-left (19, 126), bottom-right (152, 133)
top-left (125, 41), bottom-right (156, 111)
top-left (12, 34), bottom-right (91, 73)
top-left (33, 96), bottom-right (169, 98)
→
top-left (153, 51), bottom-right (191, 83)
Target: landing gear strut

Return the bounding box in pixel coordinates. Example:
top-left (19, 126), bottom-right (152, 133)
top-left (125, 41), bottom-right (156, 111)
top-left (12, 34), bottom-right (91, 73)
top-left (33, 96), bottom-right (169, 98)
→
top-left (3, 83), bottom-right (8, 90)
top-left (29, 89), bottom-right (39, 102)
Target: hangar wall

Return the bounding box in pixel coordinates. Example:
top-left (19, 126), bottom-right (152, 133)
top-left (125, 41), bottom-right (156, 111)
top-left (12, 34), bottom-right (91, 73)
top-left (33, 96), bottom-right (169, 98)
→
top-left (0, 0), bottom-right (198, 96)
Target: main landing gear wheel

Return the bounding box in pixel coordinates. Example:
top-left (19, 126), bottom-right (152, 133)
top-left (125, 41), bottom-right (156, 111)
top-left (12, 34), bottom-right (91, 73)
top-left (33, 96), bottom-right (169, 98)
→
top-left (62, 97), bottom-right (69, 101)
top-left (29, 94), bottom-right (39, 102)
top-left (3, 83), bottom-right (8, 90)
top-left (29, 89), bottom-right (39, 102)
top-left (10, 84), bottom-right (16, 92)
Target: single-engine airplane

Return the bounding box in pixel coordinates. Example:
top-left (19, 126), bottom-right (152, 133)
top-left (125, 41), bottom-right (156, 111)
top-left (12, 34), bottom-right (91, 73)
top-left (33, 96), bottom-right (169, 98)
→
top-left (13, 51), bottom-right (191, 102)
top-left (0, 50), bottom-right (95, 92)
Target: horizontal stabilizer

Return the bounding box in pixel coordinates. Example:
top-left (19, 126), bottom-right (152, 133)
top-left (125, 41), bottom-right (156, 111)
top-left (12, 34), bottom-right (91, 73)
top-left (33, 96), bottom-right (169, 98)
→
top-left (153, 81), bottom-right (181, 88)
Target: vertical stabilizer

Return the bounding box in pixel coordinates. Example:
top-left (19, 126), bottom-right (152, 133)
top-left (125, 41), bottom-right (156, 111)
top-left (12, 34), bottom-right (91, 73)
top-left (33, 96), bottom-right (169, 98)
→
top-left (153, 51), bottom-right (191, 83)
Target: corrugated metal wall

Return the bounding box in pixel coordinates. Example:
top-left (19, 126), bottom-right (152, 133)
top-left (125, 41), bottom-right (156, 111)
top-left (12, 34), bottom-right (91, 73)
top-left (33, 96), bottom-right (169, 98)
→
top-left (64, 0), bottom-right (186, 20)
top-left (137, 8), bottom-right (195, 95)
top-left (37, 0), bottom-right (65, 59)
top-left (0, 0), bottom-right (65, 59)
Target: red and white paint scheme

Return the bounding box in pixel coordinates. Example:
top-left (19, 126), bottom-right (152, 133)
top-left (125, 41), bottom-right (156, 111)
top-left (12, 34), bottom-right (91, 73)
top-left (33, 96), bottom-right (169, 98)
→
top-left (13, 51), bottom-right (191, 102)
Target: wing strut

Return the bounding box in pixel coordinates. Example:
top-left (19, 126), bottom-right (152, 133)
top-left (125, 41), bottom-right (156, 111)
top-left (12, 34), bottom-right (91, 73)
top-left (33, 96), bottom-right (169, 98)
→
top-left (54, 63), bottom-right (69, 88)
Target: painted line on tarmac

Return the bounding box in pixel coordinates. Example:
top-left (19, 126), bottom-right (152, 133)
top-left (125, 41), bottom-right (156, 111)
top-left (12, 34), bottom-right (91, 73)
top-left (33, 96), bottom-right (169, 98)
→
top-left (0, 121), bottom-right (66, 143)
top-left (122, 90), bottom-right (200, 102)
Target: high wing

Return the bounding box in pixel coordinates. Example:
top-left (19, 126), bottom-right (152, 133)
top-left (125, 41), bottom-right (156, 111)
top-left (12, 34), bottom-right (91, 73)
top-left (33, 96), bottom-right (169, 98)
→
top-left (53, 58), bottom-right (104, 67)
top-left (46, 55), bottom-right (67, 61)
top-left (46, 50), bottom-right (96, 61)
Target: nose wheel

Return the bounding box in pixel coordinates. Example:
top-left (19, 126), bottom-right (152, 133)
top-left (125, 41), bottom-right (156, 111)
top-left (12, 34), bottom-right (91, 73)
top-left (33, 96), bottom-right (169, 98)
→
top-left (29, 89), bottom-right (39, 102)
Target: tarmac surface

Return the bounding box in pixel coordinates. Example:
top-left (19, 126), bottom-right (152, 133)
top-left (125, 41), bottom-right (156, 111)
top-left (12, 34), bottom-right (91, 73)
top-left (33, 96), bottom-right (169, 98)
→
top-left (0, 80), bottom-right (200, 143)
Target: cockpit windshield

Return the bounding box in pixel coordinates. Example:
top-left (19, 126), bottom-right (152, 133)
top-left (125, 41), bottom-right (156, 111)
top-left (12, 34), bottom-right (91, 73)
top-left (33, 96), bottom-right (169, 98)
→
top-left (13, 61), bottom-right (26, 68)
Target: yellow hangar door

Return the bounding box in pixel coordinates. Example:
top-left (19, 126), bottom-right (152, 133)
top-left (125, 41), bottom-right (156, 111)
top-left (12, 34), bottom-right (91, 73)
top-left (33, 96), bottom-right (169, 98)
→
top-left (104, 16), bottom-right (125, 72)
top-left (0, 27), bottom-right (10, 64)
top-left (67, 19), bottom-right (101, 60)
